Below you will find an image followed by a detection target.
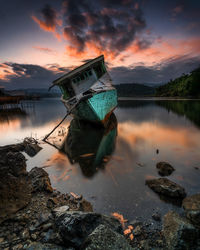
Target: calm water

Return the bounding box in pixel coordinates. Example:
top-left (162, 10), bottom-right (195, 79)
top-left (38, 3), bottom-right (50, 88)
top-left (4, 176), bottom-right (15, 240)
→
top-left (1, 98), bottom-right (200, 222)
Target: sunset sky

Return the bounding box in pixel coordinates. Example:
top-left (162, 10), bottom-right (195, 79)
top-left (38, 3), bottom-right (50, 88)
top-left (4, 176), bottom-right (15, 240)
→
top-left (0, 0), bottom-right (200, 89)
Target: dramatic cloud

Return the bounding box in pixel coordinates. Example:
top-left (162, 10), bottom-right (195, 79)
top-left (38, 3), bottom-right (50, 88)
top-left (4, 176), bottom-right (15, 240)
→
top-left (63, 0), bottom-right (146, 57)
top-left (32, 4), bottom-right (62, 39)
top-left (32, 1), bottom-right (147, 58)
top-left (0, 63), bottom-right (67, 89)
top-left (0, 55), bottom-right (199, 89)
top-left (110, 56), bottom-right (200, 84)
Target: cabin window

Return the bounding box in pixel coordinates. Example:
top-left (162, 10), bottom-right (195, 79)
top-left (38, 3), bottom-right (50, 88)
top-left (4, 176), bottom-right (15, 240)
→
top-left (60, 82), bottom-right (75, 99)
top-left (93, 62), bottom-right (106, 79)
top-left (71, 69), bottom-right (93, 84)
top-left (80, 74), bottom-right (85, 81)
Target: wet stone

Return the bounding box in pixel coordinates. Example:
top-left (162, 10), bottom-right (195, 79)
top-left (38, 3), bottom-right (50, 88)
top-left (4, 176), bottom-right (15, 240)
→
top-left (156, 162), bottom-right (175, 176)
top-left (133, 225), bottom-right (142, 236)
top-left (163, 211), bottom-right (200, 250)
top-left (56, 211), bottom-right (123, 248)
top-left (26, 242), bottom-right (67, 250)
top-left (146, 178), bottom-right (186, 199)
top-left (29, 167), bottom-right (53, 193)
top-left (182, 193), bottom-right (200, 226)
top-left (84, 224), bottom-right (133, 250)
top-left (152, 212), bottom-right (161, 221)
top-left (53, 206), bottom-right (70, 217)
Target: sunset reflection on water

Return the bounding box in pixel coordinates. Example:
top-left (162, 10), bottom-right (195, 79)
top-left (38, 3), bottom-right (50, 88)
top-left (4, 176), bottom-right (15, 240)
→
top-left (1, 98), bottom-right (200, 221)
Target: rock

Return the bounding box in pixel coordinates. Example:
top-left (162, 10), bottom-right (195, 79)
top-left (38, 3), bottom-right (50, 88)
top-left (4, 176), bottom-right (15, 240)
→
top-left (133, 225), bottom-right (142, 236)
top-left (0, 151), bottom-right (31, 223)
top-left (41, 223), bottom-right (53, 232)
top-left (182, 193), bottom-right (200, 226)
top-left (21, 229), bottom-right (30, 239)
top-left (53, 206), bottom-right (70, 217)
top-left (156, 162), bottom-right (175, 176)
top-left (26, 242), bottom-right (67, 250)
top-left (23, 137), bottom-right (42, 157)
top-left (129, 220), bottom-right (142, 228)
top-left (80, 199), bottom-right (93, 212)
top-left (24, 143), bottom-right (42, 157)
top-left (146, 178), bottom-right (186, 199)
top-left (84, 224), bottom-right (133, 250)
top-left (29, 167), bottom-right (53, 193)
top-left (152, 212), bottom-right (161, 221)
top-left (56, 211), bottom-right (123, 248)
top-left (31, 233), bottom-right (38, 240)
top-left (138, 240), bottom-right (149, 249)
top-left (38, 213), bottom-right (52, 226)
top-left (163, 211), bottom-right (200, 250)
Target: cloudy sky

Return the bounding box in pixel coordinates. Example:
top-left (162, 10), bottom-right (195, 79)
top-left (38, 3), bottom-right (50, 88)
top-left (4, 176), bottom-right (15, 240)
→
top-left (0, 0), bottom-right (200, 89)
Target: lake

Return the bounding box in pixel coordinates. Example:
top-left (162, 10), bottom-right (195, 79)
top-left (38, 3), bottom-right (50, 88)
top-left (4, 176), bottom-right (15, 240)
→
top-left (1, 98), bottom-right (200, 222)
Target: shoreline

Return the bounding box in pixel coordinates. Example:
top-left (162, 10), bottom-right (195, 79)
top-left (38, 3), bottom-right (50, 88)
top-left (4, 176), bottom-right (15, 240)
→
top-left (118, 97), bottom-right (200, 101)
top-left (0, 141), bottom-right (200, 249)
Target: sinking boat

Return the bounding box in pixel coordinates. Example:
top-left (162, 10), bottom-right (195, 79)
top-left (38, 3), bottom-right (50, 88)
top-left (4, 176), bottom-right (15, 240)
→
top-left (61, 113), bottom-right (117, 177)
top-left (51, 55), bottom-right (117, 124)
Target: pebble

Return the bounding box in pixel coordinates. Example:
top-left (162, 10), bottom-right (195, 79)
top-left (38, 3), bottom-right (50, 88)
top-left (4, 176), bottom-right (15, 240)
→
top-left (152, 213), bottom-right (161, 221)
top-left (133, 225), bottom-right (142, 236)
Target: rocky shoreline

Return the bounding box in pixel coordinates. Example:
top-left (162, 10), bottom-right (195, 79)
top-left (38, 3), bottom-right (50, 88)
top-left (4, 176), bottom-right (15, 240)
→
top-left (0, 143), bottom-right (200, 249)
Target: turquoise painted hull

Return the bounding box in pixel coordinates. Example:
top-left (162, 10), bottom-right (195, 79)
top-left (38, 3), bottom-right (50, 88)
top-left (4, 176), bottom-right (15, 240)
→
top-left (72, 89), bottom-right (117, 123)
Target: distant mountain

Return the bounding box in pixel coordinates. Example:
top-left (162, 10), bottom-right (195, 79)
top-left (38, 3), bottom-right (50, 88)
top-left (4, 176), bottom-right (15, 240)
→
top-left (156, 67), bottom-right (200, 98)
top-left (6, 88), bottom-right (61, 98)
top-left (115, 83), bottom-right (156, 97)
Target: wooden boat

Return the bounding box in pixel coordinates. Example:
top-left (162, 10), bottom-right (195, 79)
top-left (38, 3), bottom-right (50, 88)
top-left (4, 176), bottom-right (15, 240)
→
top-left (51, 55), bottom-right (117, 124)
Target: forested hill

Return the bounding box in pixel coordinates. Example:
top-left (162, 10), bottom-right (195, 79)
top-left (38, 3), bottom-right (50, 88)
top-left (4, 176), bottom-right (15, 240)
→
top-left (115, 83), bottom-right (155, 97)
top-left (156, 67), bottom-right (200, 98)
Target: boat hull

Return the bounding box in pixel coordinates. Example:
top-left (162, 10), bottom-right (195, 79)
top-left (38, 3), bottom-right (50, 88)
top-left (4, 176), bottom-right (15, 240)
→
top-left (71, 89), bottom-right (117, 124)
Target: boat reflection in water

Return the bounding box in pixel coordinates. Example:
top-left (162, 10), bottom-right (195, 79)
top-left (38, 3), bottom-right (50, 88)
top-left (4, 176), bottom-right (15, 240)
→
top-left (60, 113), bottom-right (117, 177)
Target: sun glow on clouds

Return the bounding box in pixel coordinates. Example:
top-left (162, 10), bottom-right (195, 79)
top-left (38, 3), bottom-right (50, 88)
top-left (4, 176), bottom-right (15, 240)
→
top-left (31, 4), bottom-right (62, 40)
top-left (29, 0), bottom-right (200, 69)
top-left (0, 63), bottom-right (24, 81)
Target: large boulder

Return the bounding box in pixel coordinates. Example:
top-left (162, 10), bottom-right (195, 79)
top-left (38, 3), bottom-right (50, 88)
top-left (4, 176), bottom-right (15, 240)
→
top-left (156, 162), bottom-right (175, 176)
top-left (0, 151), bottom-right (31, 223)
top-left (56, 211), bottom-right (123, 248)
top-left (146, 178), bottom-right (186, 199)
top-left (29, 167), bottom-right (53, 193)
top-left (163, 211), bottom-right (200, 250)
top-left (84, 224), bottom-right (133, 250)
top-left (182, 193), bottom-right (200, 226)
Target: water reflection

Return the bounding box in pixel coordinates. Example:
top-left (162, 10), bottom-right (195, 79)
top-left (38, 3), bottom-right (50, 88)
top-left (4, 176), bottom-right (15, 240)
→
top-left (118, 99), bottom-right (200, 128)
top-left (157, 100), bottom-right (200, 128)
top-left (61, 113), bottom-right (117, 177)
top-left (1, 98), bottom-right (200, 221)
top-left (0, 108), bottom-right (27, 122)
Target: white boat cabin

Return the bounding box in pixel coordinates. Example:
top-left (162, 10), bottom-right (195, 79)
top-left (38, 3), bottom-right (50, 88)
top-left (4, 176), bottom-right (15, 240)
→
top-left (52, 55), bottom-right (108, 100)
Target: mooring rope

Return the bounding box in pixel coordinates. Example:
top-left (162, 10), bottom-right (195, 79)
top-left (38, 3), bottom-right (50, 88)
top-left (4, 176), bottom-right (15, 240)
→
top-left (43, 112), bottom-right (69, 141)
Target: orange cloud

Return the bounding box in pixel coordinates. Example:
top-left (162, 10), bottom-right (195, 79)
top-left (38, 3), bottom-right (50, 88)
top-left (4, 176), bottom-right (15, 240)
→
top-left (33, 46), bottom-right (56, 54)
top-left (0, 63), bottom-right (18, 81)
top-left (31, 14), bottom-right (62, 40)
top-left (32, 15), bottom-right (56, 32)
